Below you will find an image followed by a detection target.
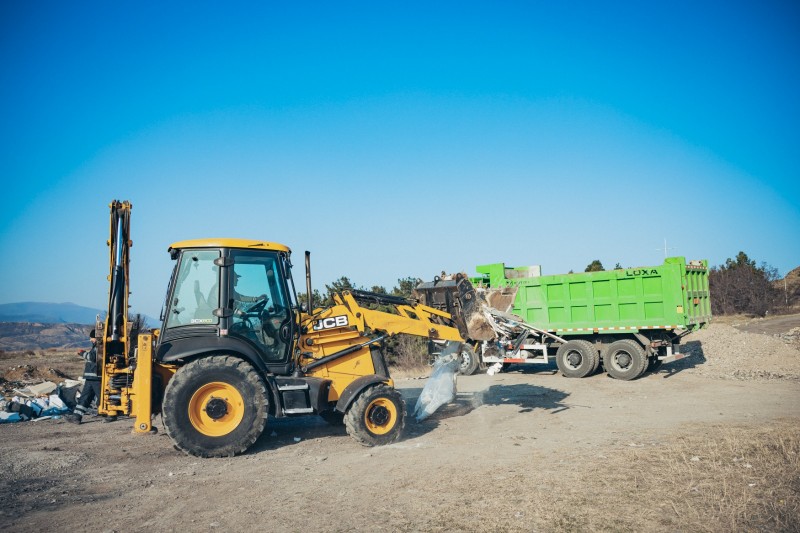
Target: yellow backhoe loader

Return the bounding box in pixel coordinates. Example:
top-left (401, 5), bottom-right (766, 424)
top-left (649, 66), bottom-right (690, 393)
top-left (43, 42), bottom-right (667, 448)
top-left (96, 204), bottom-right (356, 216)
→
top-left (96, 201), bottom-right (468, 457)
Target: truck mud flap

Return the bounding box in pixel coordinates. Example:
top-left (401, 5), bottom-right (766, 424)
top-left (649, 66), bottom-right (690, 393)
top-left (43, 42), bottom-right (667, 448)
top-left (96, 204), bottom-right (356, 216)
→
top-left (658, 344), bottom-right (691, 364)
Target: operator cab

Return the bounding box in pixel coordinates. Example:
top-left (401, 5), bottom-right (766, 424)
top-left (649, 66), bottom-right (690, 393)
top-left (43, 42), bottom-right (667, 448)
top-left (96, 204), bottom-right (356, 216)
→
top-left (158, 239), bottom-right (298, 374)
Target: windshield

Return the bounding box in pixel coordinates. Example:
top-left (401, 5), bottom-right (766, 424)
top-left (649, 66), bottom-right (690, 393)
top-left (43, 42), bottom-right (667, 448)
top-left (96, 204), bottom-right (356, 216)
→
top-left (164, 249), bottom-right (221, 328)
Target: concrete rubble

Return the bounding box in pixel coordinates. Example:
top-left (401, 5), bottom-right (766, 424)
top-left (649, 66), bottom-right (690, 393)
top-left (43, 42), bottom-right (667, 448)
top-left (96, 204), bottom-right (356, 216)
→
top-left (1, 379), bottom-right (80, 424)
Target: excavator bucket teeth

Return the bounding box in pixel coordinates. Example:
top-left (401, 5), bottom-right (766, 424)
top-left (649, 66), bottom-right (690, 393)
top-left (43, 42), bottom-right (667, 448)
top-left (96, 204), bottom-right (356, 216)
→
top-left (414, 274), bottom-right (505, 341)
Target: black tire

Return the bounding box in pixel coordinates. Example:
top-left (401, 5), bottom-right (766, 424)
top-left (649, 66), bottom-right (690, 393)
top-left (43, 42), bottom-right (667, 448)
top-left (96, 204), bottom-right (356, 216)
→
top-left (589, 347), bottom-right (602, 375)
top-left (603, 340), bottom-right (648, 381)
top-left (555, 339), bottom-right (598, 378)
top-left (344, 384), bottom-right (406, 447)
top-left (457, 345), bottom-right (480, 376)
top-left (162, 355), bottom-right (268, 458)
top-left (320, 410), bottom-right (345, 426)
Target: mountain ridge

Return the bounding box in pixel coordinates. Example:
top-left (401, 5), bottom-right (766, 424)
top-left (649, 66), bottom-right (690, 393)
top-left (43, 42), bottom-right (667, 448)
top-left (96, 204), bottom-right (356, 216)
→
top-left (0, 301), bottom-right (157, 325)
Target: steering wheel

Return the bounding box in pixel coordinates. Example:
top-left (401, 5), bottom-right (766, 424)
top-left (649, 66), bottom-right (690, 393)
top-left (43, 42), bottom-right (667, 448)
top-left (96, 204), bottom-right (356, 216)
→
top-left (242, 296), bottom-right (269, 315)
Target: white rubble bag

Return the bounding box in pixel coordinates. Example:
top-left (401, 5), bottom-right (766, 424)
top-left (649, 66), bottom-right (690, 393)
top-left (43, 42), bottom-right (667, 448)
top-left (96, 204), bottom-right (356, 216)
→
top-left (413, 342), bottom-right (462, 421)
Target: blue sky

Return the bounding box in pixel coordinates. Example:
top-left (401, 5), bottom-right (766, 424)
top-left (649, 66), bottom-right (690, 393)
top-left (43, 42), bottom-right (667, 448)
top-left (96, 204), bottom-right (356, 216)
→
top-left (1, 1), bottom-right (798, 318)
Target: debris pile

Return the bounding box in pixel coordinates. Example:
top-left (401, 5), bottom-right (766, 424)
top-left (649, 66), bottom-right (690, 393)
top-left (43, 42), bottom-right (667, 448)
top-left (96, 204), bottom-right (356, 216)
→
top-left (775, 327), bottom-right (800, 349)
top-left (1, 364), bottom-right (80, 424)
top-left (679, 323), bottom-right (800, 381)
top-left (0, 381), bottom-right (76, 423)
top-left (1, 364), bottom-right (70, 386)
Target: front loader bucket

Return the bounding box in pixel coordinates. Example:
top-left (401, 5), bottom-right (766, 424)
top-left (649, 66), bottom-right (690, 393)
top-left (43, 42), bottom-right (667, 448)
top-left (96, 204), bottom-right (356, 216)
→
top-left (414, 274), bottom-right (504, 341)
top-left (483, 286), bottom-right (518, 314)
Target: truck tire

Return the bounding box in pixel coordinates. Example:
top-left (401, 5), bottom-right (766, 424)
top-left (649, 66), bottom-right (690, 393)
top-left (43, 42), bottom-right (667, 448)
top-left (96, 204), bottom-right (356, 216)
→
top-left (344, 384), bottom-right (406, 447)
top-left (162, 355), bottom-right (268, 458)
top-left (556, 339), bottom-right (598, 378)
top-left (604, 340), bottom-right (648, 381)
top-left (457, 345), bottom-right (480, 375)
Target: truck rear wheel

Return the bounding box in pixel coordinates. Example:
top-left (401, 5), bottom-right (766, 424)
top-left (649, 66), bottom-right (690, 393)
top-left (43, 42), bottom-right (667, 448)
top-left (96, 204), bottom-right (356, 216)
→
top-left (604, 340), bottom-right (648, 381)
top-left (162, 355), bottom-right (268, 458)
top-left (556, 340), bottom-right (598, 378)
top-left (457, 345), bottom-right (480, 375)
top-left (344, 384), bottom-right (406, 446)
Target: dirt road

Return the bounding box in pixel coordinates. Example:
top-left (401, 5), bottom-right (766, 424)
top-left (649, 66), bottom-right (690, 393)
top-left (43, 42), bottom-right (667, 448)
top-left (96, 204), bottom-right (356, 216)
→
top-left (2, 316), bottom-right (800, 531)
top-left (732, 313), bottom-right (800, 335)
top-left (2, 364), bottom-right (798, 532)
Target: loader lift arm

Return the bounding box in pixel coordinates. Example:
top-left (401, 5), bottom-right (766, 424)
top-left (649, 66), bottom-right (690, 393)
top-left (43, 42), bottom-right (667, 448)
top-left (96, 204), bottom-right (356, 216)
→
top-left (297, 288), bottom-right (465, 370)
top-left (303, 289), bottom-right (463, 340)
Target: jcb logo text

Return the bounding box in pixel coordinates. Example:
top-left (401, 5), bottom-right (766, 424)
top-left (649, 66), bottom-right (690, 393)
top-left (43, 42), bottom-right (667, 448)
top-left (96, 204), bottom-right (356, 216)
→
top-left (313, 315), bottom-right (349, 331)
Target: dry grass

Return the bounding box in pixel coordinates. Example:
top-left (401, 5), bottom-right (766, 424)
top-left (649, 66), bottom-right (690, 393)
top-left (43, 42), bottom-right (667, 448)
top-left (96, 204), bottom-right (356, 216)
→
top-left (710, 313), bottom-right (753, 324)
top-left (528, 420), bottom-right (800, 532)
top-left (652, 421), bottom-right (800, 532)
top-left (389, 335), bottom-right (432, 378)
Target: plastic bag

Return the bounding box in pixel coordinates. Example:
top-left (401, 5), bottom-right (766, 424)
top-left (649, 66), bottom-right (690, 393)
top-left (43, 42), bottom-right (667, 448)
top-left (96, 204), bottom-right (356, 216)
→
top-left (414, 342), bottom-right (462, 421)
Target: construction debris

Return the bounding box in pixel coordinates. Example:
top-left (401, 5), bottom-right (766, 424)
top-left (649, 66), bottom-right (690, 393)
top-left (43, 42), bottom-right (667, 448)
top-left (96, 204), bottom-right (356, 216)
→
top-left (13, 380), bottom-right (58, 397)
top-left (0, 368), bottom-right (79, 423)
top-left (414, 343), bottom-right (461, 421)
top-left (1, 391), bottom-right (69, 423)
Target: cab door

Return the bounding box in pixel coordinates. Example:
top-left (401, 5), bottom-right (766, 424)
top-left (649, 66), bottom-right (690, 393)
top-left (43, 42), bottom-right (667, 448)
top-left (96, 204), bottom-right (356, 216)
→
top-left (227, 250), bottom-right (294, 365)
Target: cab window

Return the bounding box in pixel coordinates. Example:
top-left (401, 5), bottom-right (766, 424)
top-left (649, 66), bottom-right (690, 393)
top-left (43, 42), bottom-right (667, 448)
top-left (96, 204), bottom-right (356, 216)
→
top-left (229, 251), bottom-right (290, 361)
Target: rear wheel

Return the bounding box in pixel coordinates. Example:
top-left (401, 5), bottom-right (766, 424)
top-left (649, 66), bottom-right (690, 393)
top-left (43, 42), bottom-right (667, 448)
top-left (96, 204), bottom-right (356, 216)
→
top-left (162, 355), bottom-right (268, 457)
top-left (457, 345), bottom-right (480, 375)
top-left (555, 340), bottom-right (598, 378)
top-left (604, 340), bottom-right (648, 381)
top-left (344, 384), bottom-right (406, 446)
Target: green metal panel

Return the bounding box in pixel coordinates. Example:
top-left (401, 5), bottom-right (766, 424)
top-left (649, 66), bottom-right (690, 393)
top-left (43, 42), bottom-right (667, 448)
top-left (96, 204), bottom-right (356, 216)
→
top-left (473, 257), bottom-right (712, 333)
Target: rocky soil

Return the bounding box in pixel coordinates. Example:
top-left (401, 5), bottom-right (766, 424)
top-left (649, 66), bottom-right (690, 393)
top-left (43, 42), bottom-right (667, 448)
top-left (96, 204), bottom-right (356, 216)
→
top-left (678, 321), bottom-right (800, 381)
top-left (1, 314), bottom-right (799, 532)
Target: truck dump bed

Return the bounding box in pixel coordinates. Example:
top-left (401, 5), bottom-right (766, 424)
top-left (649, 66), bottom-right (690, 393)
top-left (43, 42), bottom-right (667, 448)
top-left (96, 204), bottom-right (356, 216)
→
top-left (472, 257), bottom-right (711, 335)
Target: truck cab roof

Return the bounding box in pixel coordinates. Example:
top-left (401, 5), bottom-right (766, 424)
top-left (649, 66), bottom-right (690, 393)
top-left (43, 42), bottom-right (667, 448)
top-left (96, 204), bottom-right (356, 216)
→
top-left (168, 239), bottom-right (291, 253)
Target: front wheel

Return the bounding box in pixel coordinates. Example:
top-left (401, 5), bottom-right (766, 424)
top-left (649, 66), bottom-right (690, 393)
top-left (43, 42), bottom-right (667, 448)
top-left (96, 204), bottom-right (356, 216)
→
top-left (162, 355), bottom-right (268, 457)
top-left (344, 384), bottom-right (406, 446)
top-left (555, 340), bottom-right (598, 378)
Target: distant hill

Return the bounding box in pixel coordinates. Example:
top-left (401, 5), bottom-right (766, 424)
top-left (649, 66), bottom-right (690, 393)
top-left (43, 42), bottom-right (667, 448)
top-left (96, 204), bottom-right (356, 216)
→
top-left (0, 302), bottom-right (158, 326)
top-left (0, 322), bottom-right (91, 351)
top-left (0, 302), bottom-right (103, 324)
top-left (776, 266), bottom-right (800, 308)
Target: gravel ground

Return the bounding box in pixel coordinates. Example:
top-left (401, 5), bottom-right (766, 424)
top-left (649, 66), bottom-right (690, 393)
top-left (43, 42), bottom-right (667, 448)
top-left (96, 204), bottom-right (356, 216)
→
top-left (678, 319), bottom-right (800, 381)
top-left (1, 314), bottom-right (799, 532)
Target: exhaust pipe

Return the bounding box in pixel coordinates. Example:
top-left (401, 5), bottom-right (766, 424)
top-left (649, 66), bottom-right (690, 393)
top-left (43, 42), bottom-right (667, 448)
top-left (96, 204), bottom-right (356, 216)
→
top-left (305, 251), bottom-right (313, 312)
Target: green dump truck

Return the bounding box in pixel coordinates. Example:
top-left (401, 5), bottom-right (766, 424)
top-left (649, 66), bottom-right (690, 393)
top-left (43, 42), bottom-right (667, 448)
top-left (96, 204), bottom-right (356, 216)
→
top-left (421, 257), bottom-right (711, 380)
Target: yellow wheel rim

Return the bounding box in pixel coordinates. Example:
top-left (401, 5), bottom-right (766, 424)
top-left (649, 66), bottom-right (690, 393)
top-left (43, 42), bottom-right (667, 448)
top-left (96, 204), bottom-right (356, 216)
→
top-left (188, 382), bottom-right (245, 437)
top-left (364, 397), bottom-right (398, 435)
